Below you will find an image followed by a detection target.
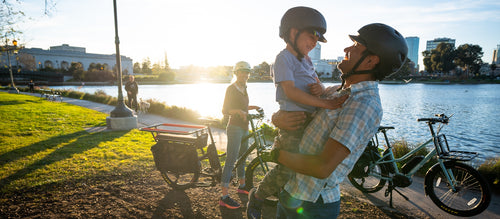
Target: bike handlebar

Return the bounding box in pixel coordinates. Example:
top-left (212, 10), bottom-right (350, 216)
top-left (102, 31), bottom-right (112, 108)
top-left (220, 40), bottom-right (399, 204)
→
top-left (417, 114), bottom-right (450, 124)
top-left (247, 108), bottom-right (265, 120)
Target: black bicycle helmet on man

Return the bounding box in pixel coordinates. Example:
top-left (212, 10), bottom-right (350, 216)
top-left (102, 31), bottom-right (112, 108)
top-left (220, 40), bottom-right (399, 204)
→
top-left (342, 23), bottom-right (408, 81)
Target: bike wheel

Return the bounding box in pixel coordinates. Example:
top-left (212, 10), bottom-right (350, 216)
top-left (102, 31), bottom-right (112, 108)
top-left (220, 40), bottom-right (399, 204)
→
top-left (245, 154), bottom-right (278, 206)
top-left (424, 161), bottom-right (491, 217)
top-left (160, 170), bottom-right (199, 190)
top-left (348, 162), bottom-right (387, 193)
top-left (206, 143), bottom-right (222, 183)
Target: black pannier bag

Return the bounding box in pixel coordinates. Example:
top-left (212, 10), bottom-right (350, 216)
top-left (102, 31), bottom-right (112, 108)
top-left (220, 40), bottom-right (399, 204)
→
top-left (150, 133), bottom-right (208, 173)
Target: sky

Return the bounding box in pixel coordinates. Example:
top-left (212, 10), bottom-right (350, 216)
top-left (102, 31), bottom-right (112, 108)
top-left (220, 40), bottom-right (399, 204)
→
top-left (16, 0), bottom-right (500, 69)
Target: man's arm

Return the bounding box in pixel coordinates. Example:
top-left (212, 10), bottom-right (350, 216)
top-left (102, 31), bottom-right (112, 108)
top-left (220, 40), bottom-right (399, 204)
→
top-left (277, 138), bottom-right (350, 179)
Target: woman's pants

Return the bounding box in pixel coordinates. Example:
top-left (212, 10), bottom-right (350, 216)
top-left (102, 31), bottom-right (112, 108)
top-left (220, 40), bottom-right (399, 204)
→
top-left (221, 125), bottom-right (249, 188)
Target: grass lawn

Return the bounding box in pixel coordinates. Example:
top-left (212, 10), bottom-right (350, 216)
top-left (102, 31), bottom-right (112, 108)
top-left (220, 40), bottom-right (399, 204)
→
top-left (0, 92), bottom-right (157, 193)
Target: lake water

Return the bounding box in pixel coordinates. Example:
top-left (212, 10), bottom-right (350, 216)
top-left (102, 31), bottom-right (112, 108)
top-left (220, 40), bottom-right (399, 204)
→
top-left (53, 83), bottom-right (500, 161)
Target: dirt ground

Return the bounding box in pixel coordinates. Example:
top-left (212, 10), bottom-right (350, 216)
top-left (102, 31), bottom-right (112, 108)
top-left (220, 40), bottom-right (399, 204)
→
top-left (0, 170), bottom-right (409, 218)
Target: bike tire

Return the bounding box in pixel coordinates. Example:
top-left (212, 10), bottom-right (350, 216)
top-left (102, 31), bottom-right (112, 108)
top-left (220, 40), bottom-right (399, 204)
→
top-left (348, 163), bottom-right (387, 193)
top-left (160, 170), bottom-right (199, 190)
top-left (245, 154), bottom-right (278, 206)
top-left (206, 143), bottom-right (222, 183)
top-left (424, 161), bottom-right (491, 217)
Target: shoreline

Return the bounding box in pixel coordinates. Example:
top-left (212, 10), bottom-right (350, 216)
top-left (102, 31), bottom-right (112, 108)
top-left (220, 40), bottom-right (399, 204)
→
top-left (38, 79), bottom-right (500, 86)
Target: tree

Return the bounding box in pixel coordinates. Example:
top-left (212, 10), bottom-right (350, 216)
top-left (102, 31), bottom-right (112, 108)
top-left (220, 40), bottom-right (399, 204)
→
top-left (455, 44), bottom-right (483, 78)
top-left (88, 63), bottom-right (97, 72)
top-left (423, 43), bottom-right (456, 74)
top-left (18, 53), bottom-right (36, 70)
top-left (1, 1), bottom-right (56, 45)
top-left (152, 62), bottom-right (164, 75)
top-left (141, 57), bottom-right (152, 74)
top-left (133, 62), bottom-right (141, 73)
top-left (164, 51), bottom-right (171, 73)
top-left (253, 62), bottom-right (271, 79)
top-left (69, 62), bottom-right (85, 81)
top-left (1, 1), bottom-right (24, 44)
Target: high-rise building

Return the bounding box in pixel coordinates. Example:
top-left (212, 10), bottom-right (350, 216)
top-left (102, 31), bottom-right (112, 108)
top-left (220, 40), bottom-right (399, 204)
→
top-left (405, 36), bottom-right (419, 66)
top-left (426, 38), bottom-right (456, 51)
top-left (309, 43), bottom-right (321, 61)
top-left (307, 43), bottom-right (333, 78)
top-left (493, 44), bottom-right (500, 65)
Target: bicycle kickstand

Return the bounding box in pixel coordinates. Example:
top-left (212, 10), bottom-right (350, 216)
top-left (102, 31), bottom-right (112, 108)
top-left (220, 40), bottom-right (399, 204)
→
top-left (385, 182), bottom-right (409, 208)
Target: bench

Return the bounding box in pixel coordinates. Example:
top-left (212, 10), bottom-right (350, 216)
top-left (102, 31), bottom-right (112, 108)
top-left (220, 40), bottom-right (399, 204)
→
top-left (40, 89), bottom-right (63, 102)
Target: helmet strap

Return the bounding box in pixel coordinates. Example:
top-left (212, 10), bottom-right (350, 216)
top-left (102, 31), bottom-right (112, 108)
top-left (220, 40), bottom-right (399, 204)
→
top-left (292, 30), bottom-right (304, 61)
top-left (337, 52), bottom-right (377, 90)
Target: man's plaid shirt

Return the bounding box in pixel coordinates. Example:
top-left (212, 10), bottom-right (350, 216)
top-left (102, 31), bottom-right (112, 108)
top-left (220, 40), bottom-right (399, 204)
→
top-left (283, 81), bottom-right (383, 203)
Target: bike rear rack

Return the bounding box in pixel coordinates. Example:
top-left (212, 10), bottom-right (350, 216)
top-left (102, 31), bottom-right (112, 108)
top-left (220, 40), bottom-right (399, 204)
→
top-left (435, 134), bottom-right (478, 161)
top-left (141, 123), bottom-right (207, 139)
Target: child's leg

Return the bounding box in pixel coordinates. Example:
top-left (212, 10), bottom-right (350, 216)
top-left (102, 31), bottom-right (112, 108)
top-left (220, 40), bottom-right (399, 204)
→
top-left (254, 128), bottom-right (302, 199)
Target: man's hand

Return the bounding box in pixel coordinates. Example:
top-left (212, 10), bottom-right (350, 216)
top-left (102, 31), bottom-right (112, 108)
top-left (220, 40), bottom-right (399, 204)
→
top-left (272, 111), bottom-right (306, 131)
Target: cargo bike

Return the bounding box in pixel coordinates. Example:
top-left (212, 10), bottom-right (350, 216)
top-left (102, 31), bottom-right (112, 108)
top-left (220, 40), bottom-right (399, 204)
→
top-left (140, 109), bottom-right (277, 199)
top-left (348, 114), bottom-right (491, 216)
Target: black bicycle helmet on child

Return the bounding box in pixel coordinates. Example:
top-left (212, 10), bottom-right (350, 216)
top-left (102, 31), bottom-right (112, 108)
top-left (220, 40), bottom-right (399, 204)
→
top-left (279, 6), bottom-right (327, 60)
top-left (347, 23), bottom-right (408, 80)
top-left (279, 6), bottom-right (327, 43)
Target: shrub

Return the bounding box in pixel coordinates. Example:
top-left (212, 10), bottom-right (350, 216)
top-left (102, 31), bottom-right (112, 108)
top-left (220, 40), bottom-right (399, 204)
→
top-left (259, 123), bottom-right (277, 139)
top-left (478, 158), bottom-right (500, 193)
top-left (391, 139), bottom-right (437, 176)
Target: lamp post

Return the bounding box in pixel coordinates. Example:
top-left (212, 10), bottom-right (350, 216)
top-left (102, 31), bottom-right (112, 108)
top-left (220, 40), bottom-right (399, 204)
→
top-left (109, 0), bottom-right (133, 118)
top-left (106, 0), bottom-right (137, 131)
top-left (3, 39), bottom-right (19, 94)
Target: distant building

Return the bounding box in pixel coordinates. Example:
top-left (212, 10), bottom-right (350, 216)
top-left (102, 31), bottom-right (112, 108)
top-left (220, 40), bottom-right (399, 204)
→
top-left (308, 44), bottom-right (333, 78)
top-left (426, 38), bottom-right (456, 51)
top-left (493, 44), bottom-right (500, 65)
top-left (405, 36), bottom-right (419, 71)
top-left (2, 44), bottom-right (133, 75)
top-left (309, 43), bottom-right (321, 61)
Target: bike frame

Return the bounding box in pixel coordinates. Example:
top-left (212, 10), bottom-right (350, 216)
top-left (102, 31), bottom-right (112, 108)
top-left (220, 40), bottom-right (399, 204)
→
top-left (232, 112), bottom-right (271, 178)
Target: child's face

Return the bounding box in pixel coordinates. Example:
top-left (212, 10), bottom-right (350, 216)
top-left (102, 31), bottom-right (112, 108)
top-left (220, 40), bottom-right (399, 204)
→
top-left (292, 29), bottom-right (319, 56)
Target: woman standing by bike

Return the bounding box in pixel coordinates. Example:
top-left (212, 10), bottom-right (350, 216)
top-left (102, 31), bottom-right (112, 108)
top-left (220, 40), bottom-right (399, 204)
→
top-left (219, 61), bottom-right (260, 209)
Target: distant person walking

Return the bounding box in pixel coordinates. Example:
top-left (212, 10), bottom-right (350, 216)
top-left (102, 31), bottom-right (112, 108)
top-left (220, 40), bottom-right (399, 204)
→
top-left (125, 75), bottom-right (139, 111)
top-left (28, 80), bottom-right (35, 93)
